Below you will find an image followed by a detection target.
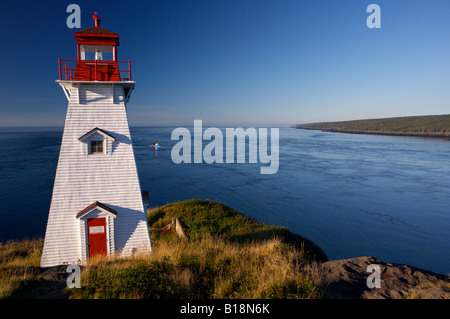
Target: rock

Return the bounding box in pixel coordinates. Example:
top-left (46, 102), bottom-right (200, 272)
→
top-left (173, 218), bottom-right (189, 240)
top-left (319, 256), bottom-right (450, 299)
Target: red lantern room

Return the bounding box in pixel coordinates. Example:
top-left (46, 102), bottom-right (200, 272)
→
top-left (59, 13), bottom-right (132, 82)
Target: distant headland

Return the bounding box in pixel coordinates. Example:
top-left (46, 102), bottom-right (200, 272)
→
top-left (295, 114), bottom-right (450, 139)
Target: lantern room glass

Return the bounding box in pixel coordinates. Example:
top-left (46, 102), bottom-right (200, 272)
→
top-left (80, 45), bottom-right (115, 61)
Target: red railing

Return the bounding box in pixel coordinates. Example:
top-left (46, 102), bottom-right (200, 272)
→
top-left (58, 59), bottom-right (132, 81)
top-left (59, 59), bottom-right (76, 81)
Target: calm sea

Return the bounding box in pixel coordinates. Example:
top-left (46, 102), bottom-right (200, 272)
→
top-left (0, 126), bottom-right (449, 274)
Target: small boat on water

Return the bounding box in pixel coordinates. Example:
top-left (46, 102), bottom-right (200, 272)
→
top-left (150, 142), bottom-right (161, 149)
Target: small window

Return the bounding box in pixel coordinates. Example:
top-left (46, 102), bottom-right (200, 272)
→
top-left (90, 140), bottom-right (104, 154)
top-left (79, 128), bottom-right (115, 156)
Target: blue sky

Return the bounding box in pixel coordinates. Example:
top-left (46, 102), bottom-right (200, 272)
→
top-left (0, 0), bottom-right (449, 126)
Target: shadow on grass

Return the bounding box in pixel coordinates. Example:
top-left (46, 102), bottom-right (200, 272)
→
top-left (229, 229), bottom-right (327, 262)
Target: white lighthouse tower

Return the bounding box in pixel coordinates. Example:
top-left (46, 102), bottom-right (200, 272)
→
top-left (41, 13), bottom-right (151, 267)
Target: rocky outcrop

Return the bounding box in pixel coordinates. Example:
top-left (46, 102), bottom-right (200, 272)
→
top-left (319, 256), bottom-right (449, 299)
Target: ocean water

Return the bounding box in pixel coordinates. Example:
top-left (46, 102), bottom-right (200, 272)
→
top-left (0, 126), bottom-right (449, 275)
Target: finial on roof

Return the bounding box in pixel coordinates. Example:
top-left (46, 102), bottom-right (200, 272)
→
top-left (93, 12), bottom-right (101, 27)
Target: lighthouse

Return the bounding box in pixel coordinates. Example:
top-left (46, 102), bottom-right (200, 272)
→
top-left (41, 14), bottom-right (151, 267)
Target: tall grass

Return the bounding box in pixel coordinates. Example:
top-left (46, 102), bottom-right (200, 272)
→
top-left (70, 235), bottom-right (322, 299)
top-left (0, 238), bottom-right (43, 298)
top-left (71, 199), bottom-right (325, 299)
top-left (147, 199), bottom-right (327, 262)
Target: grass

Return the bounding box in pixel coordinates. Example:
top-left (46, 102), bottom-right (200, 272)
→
top-left (147, 199), bottom-right (326, 262)
top-left (71, 199), bottom-right (326, 299)
top-left (0, 238), bottom-right (43, 298)
top-left (70, 235), bottom-right (322, 299)
top-left (296, 114), bottom-right (450, 137)
top-left (0, 199), bottom-right (327, 299)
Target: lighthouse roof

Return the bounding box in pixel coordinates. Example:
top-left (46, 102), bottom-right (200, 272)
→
top-left (74, 26), bottom-right (119, 37)
top-left (74, 13), bottom-right (120, 46)
top-left (74, 12), bottom-right (119, 38)
top-left (74, 25), bottom-right (119, 46)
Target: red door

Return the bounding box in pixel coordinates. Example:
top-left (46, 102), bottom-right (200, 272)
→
top-left (88, 218), bottom-right (107, 258)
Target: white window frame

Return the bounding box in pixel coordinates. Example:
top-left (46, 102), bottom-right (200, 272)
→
top-left (78, 128), bottom-right (116, 156)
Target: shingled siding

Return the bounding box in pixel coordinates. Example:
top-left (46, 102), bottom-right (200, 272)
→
top-left (41, 83), bottom-right (151, 267)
